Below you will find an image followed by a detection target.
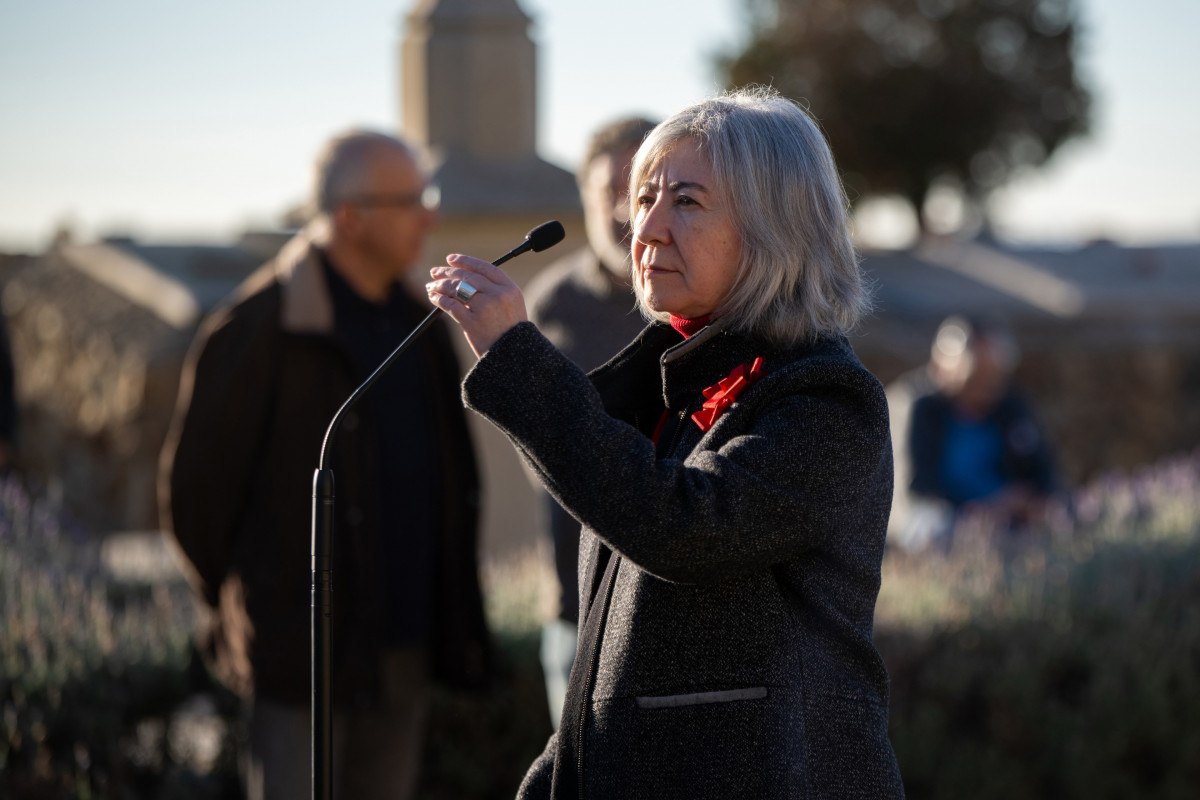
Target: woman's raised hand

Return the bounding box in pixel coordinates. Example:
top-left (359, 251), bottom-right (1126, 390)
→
top-left (426, 254), bottom-right (529, 358)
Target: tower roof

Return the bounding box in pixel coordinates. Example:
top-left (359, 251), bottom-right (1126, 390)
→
top-left (400, 0), bottom-right (579, 216)
top-left (406, 0), bottom-right (530, 24)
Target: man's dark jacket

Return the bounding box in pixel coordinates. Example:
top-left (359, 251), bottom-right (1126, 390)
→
top-left (465, 320), bottom-right (904, 799)
top-left (159, 234), bottom-right (489, 707)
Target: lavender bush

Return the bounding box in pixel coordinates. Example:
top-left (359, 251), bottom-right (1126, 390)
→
top-left (4, 445), bottom-right (1198, 798)
top-left (877, 450), bottom-right (1200, 799)
top-left (0, 476), bottom-right (235, 799)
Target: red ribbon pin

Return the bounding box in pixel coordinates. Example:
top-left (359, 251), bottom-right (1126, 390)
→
top-left (690, 356), bottom-right (766, 432)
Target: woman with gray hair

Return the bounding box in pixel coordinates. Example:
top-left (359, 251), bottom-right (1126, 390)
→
top-left (427, 87), bottom-right (903, 798)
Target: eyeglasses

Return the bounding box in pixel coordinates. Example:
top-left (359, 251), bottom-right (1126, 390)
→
top-left (347, 185), bottom-right (441, 212)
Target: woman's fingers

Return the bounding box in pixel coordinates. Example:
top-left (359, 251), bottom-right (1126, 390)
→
top-left (425, 277), bottom-right (465, 311)
top-left (447, 253), bottom-right (516, 288)
top-left (426, 254), bottom-right (529, 359)
top-left (429, 254), bottom-right (512, 293)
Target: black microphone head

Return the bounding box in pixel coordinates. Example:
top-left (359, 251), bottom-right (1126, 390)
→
top-left (526, 220), bottom-right (566, 253)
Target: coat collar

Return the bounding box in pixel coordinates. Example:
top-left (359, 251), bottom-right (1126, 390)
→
top-left (225, 227), bottom-right (335, 335)
top-left (592, 319), bottom-right (777, 416)
top-left (592, 317), bottom-right (853, 420)
top-left (658, 319), bottom-right (780, 410)
top-left (264, 229), bottom-right (431, 335)
top-left (270, 229), bottom-right (336, 335)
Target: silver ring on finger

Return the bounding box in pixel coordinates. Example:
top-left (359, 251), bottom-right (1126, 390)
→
top-left (455, 280), bottom-right (478, 304)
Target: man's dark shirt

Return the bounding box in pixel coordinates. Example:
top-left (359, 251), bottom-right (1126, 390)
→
top-left (323, 257), bottom-right (437, 645)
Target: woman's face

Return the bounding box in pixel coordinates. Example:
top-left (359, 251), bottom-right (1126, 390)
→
top-left (632, 138), bottom-right (741, 320)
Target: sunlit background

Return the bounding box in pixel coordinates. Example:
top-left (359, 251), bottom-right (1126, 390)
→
top-left (1, 0), bottom-right (1197, 252)
top-left (2, 2), bottom-right (1200, 798)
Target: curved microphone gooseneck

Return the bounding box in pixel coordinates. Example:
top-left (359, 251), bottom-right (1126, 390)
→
top-left (317, 219), bottom-right (565, 469)
top-left (311, 220), bottom-right (565, 800)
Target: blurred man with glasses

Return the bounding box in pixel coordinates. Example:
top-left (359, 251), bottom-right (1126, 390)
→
top-left (160, 130), bottom-right (490, 800)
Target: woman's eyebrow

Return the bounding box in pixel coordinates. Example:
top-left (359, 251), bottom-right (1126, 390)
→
top-left (638, 179), bottom-right (710, 196)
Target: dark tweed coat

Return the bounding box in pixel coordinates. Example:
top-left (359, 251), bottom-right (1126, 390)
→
top-left (463, 319), bottom-right (903, 799)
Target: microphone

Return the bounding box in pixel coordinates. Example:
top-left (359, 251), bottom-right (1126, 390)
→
top-left (310, 219), bottom-right (565, 800)
top-left (317, 220), bottom-right (564, 467)
top-left (493, 220), bottom-right (567, 267)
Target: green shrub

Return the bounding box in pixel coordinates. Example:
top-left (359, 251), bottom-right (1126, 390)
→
top-left (878, 451), bottom-right (1200, 799)
top-left (419, 628), bottom-right (553, 800)
top-left (415, 548), bottom-right (555, 799)
top-left (7, 444), bottom-right (1200, 799)
top-left (0, 477), bottom-right (237, 799)
top-left (1, 481), bottom-right (554, 800)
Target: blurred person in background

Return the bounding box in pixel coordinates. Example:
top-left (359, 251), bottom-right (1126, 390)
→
top-left (427, 87), bottom-right (903, 798)
top-left (522, 115), bottom-right (656, 727)
top-left (888, 314), bottom-right (1061, 551)
top-left (159, 130), bottom-right (490, 800)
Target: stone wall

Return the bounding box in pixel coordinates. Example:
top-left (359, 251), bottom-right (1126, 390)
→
top-left (1, 251), bottom-right (192, 532)
top-left (1016, 342), bottom-right (1200, 483)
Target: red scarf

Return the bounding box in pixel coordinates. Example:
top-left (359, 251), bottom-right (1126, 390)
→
top-left (669, 314), bottom-right (711, 339)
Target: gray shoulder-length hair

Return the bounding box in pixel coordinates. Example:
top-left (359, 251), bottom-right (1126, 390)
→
top-left (629, 87), bottom-right (868, 346)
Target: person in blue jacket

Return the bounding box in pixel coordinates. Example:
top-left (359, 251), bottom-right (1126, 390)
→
top-left (891, 315), bottom-right (1061, 550)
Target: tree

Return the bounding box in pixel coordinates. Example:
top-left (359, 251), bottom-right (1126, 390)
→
top-left (720, 0), bottom-right (1092, 232)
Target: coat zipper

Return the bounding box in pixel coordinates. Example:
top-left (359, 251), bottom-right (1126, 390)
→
top-left (663, 407), bottom-right (689, 457)
top-left (575, 406), bottom-right (691, 796)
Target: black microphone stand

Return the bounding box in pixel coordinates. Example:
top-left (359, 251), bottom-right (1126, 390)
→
top-left (311, 221), bottom-right (564, 800)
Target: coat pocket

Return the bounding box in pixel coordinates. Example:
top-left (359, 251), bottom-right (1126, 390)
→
top-left (587, 688), bottom-right (807, 799)
top-left (635, 686), bottom-right (768, 709)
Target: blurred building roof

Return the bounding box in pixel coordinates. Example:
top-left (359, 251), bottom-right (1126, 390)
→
top-left (33, 233), bottom-right (1198, 352)
top-left (53, 239), bottom-right (262, 331)
top-left (856, 238), bottom-right (1200, 366)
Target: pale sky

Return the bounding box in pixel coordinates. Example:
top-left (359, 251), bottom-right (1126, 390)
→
top-left (1, 0), bottom-right (1197, 252)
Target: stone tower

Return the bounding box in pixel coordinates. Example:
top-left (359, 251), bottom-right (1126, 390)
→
top-left (399, 0), bottom-right (584, 562)
top-left (400, 0), bottom-right (581, 236)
